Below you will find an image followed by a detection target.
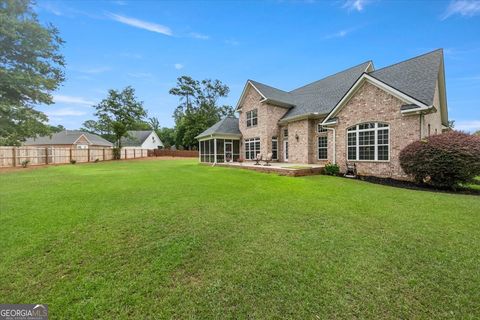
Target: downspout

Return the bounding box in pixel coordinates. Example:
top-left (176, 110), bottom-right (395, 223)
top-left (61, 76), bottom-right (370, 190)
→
top-left (325, 128), bottom-right (336, 164)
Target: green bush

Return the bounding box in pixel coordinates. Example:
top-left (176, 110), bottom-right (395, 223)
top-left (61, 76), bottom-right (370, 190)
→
top-left (400, 131), bottom-right (480, 188)
top-left (113, 148), bottom-right (121, 160)
top-left (21, 160), bottom-right (29, 168)
top-left (324, 162), bottom-right (340, 176)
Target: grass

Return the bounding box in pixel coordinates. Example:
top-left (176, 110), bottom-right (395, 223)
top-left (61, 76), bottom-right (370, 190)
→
top-left (1, 159), bottom-right (480, 319)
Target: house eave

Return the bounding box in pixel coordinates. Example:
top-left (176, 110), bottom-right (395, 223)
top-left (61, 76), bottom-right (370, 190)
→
top-left (278, 112), bottom-right (326, 124)
top-left (196, 133), bottom-right (242, 141)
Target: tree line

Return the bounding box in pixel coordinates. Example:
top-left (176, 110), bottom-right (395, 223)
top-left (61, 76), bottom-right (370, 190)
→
top-left (0, 0), bottom-right (235, 150)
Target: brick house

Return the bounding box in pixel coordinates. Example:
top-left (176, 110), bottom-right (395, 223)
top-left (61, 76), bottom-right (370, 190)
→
top-left (196, 49), bottom-right (448, 179)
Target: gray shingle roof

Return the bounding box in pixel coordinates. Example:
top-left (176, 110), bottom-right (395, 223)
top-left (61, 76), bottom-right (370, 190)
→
top-left (24, 130), bottom-right (113, 146)
top-left (249, 80), bottom-right (296, 106)
top-left (242, 49), bottom-right (443, 121)
top-left (285, 61), bottom-right (372, 119)
top-left (121, 130), bottom-right (155, 147)
top-left (370, 49), bottom-right (442, 106)
top-left (195, 116), bottom-right (240, 139)
top-left (246, 62), bottom-right (371, 120)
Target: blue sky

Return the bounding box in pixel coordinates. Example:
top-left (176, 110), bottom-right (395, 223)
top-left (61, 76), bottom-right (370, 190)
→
top-left (35, 0), bottom-right (480, 132)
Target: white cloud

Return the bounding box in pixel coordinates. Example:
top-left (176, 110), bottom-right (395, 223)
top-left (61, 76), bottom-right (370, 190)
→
top-left (455, 120), bottom-right (480, 132)
top-left (46, 108), bottom-right (88, 117)
top-left (225, 39), bottom-right (240, 46)
top-left (127, 72), bottom-right (153, 78)
top-left (189, 32), bottom-right (210, 40)
top-left (71, 66), bottom-right (111, 74)
top-left (174, 63), bottom-right (184, 70)
top-left (441, 0), bottom-right (480, 19)
top-left (112, 0), bottom-right (128, 5)
top-left (342, 0), bottom-right (370, 12)
top-left (39, 2), bottom-right (63, 16)
top-left (323, 27), bottom-right (357, 39)
top-left (53, 95), bottom-right (95, 106)
top-left (107, 13), bottom-right (172, 36)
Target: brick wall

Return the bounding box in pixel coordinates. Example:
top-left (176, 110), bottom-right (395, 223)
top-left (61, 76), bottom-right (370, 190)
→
top-left (238, 86), bottom-right (289, 159)
top-left (334, 81), bottom-right (421, 179)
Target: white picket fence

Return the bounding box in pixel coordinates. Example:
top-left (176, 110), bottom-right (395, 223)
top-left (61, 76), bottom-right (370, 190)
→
top-left (0, 146), bottom-right (149, 168)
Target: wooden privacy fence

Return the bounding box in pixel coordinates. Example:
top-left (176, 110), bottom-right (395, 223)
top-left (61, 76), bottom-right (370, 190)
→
top-left (0, 147), bottom-right (149, 168)
top-left (148, 149), bottom-right (199, 157)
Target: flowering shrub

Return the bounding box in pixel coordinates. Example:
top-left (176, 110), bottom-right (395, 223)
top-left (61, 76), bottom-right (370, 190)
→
top-left (400, 131), bottom-right (480, 188)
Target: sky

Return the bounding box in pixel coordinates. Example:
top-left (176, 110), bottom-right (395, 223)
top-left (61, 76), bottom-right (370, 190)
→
top-left (34, 0), bottom-right (480, 132)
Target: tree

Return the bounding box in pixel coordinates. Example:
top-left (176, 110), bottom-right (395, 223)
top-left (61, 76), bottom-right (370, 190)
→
top-left (88, 86), bottom-right (147, 152)
top-left (474, 130), bottom-right (480, 136)
top-left (170, 76), bottom-right (235, 149)
top-left (157, 127), bottom-right (176, 148)
top-left (49, 124), bottom-right (65, 133)
top-left (0, 0), bottom-right (65, 145)
top-left (148, 117), bottom-right (160, 131)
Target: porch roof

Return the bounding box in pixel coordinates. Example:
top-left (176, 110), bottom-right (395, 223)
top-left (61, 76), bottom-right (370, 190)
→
top-left (195, 116), bottom-right (241, 140)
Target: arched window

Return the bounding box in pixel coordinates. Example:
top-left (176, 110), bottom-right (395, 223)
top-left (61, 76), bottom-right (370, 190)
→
top-left (347, 123), bottom-right (389, 161)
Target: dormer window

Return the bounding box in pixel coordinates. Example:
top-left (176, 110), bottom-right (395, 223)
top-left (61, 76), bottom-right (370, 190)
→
top-left (246, 109), bottom-right (258, 127)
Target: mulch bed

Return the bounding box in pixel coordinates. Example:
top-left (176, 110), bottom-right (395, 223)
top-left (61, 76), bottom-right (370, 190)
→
top-left (350, 175), bottom-right (480, 196)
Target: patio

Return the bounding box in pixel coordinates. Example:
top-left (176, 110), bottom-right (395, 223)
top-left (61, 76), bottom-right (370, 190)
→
top-left (213, 161), bottom-right (324, 177)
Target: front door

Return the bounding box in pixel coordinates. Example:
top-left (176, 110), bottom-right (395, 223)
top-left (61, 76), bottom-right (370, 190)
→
top-left (225, 141), bottom-right (233, 162)
top-left (283, 140), bottom-right (289, 162)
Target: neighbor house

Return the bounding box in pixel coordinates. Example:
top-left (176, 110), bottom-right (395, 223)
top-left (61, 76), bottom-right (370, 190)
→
top-left (196, 49), bottom-right (448, 179)
top-left (120, 130), bottom-right (163, 149)
top-left (24, 130), bottom-right (113, 149)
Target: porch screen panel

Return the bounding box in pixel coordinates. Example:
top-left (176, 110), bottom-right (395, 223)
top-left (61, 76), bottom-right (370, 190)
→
top-left (216, 139), bottom-right (225, 163)
top-left (233, 140), bottom-right (240, 161)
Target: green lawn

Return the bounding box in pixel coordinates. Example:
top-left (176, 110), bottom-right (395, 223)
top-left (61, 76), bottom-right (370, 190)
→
top-left (1, 159), bottom-right (480, 319)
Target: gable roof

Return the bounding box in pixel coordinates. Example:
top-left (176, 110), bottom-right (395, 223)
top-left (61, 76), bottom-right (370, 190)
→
top-left (369, 49), bottom-right (443, 106)
top-left (249, 80), bottom-right (296, 107)
top-left (284, 61), bottom-right (372, 120)
top-left (195, 116), bottom-right (241, 139)
top-left (236, 49), bottom-right (445, 123)
top-left (121, 130), bottom-right (156, 147)
top-left (24, 130), bottom-right (113, 147)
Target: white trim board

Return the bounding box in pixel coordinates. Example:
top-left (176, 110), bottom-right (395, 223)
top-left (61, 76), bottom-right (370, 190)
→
top-left (235, 81), bottom-right (267, 110)
top-left (322, 73), bottom-right (429, 125)
top-left (73, 133), bottom-right (92, 145)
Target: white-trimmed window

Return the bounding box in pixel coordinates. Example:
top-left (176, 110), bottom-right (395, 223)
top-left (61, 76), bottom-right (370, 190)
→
top-left (318, 136), bottom-right (328, 160)
top-left (347, 123), bottom-right (389, 161)
top-left (245, 137), bottom-right (260, 160)
top-left (317, 124), bottom-right (327, 133)
top-left (246, 109), bottom-right (258, 127)
top-left (271, 137), bottom-right (278, 160)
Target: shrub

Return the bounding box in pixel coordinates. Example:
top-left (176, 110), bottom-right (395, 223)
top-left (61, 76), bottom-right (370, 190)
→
top-left (94, 158), bottom-right (100, 163)
top-left (21, 160), bottom-right (29, 168)
top-left (113, 147), bottom-right (121, 160)
top-left (324, 162), bottom-right (340, 176)
top-left (70, 159), bottom-right (76, 165)
top-left (400, 131), bottom-right (480, 188)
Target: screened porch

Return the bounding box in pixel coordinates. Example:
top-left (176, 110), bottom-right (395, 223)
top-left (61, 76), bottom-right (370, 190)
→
top-left (199, 138), bottom-right (240, 163)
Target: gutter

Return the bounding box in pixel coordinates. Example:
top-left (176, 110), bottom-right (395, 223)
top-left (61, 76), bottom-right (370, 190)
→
top-left (278, 112), bottom-right (326, 125)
